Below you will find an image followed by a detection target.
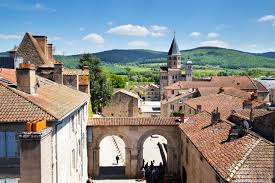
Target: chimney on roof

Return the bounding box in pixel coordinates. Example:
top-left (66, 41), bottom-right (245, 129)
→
top-left (196, 105), bottom-right (202, 114)
top-left (47, 44), bottom-right (53, 61)
top-left (16, 63), bottom-right (37, 94)
top-left (53, 62), bottom-right (63, 84)
top-left (218, 87), bottom-right (224, 94)
top-left (242, 100), bottom-right (252, 109)
top-left (211, 108), bottom-right (220, 125)
top-left (33, 36), bottom-right (48, 56)
top-left (82, 65), bottom-right (89, 71)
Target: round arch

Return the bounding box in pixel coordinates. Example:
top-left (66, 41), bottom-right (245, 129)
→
top-left (136, 128), bottom-right (178, 176)
top-left (91, 130), bottom-right (132, 177)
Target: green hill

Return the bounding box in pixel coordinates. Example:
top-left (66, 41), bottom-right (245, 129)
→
top-left (54, 47), bottom-right (275, 69)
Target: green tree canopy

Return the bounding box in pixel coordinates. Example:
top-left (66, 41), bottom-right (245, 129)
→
top-left (79, 53), bottom-right (113, 112)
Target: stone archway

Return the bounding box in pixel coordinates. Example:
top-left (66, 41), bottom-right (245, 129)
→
top-left (136, 128), bottom-right (178, 176)
top-left (90, 130), bottom-right (132, 178)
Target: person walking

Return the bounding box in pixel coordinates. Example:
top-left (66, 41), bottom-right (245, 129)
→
top-left (116, 155), bottom-right (119, 164)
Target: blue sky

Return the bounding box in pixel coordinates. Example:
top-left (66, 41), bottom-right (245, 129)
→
top-left (0, 0), bottom-right (274, 55)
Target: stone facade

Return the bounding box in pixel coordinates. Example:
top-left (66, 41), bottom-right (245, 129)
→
top-left (16, 33), bottom-right (53, 68)
top-left (102, 90), bottom-right (140, 117)
top-left (87, 124), bottom-right (180, 178)
top-left (161, 93), bottom-right (193, 117)
top-left (160, 37), bottom-right (193, 99)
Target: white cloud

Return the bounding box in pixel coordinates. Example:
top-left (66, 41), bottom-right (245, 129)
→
top-left (189, 32), bottom-right (201, 38)
top-left (149, 25), bottom-right (169, 37)
top-left (107, 24), bottom-right (169, 37)
top-left (0, 34), bottom-right (21, 40)
top-left (207, 32), bottom-right (219, 38)
top-left (200, 40), bottom-right (228, 47)
top-left (128, 40), bottom-right (149, 48)
top-left (258, 15), bottom-right (275, 22)
top-left (82, 33), bottom-right (104, 44)
top-left (258, 15), bottom-right (275, 27)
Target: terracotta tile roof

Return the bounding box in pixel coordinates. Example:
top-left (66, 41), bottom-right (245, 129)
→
top-left (114, 89), bottom-right (139, 99)
top-left (232, 109), bottom-right (274, 120)
top-left (90, 117), bottom-right (178, 126)
top-left (184, 94), bottom-right (263, 119)
top-left (165, 76), bottom-right (257, 91)
top-left (179, 111), bottom-right (274, 182)
top-left (63, 69), bottom-right (89, 76)
top-left (0, 83), bottom-right (55, 122)
top-left (0, 68), bottom-right (16, 85)
top-left (161, 92), bottom-right (192, 104)
top-left (0, 76), bottom-right (89, 122)
top-left (198, 87), bottom-right (252, 100)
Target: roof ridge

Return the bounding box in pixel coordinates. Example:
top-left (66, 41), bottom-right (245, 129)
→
top-left (225, 138), bottom-right (261, 182)
top-left (0, 82), bottom-right (56, 120)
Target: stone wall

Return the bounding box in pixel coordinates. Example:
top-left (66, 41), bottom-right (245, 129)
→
top-left (102, 92), bottom-right (140, 117)
top-left (63, 75), bottom-right (79, 91)
top-left (180, 132), bottom-right (223, 183)
top-left (16, 34), bottom-right (46, 68)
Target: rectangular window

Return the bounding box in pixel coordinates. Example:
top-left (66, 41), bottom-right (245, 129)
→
top-left (172, 90), bottom-right (174, 95)
top-left (0, 132), bottom-right (17, 157)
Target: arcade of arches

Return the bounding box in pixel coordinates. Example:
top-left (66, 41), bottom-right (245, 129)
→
top-left (87, 118), bottom-right (180, 178)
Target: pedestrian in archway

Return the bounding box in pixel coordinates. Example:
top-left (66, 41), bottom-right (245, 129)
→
top-left (116, 155), bottom-right (119, 164)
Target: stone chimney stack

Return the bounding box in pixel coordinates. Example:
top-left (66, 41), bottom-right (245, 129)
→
top-left (196, 105), bottom-right (202, 113)
top-left (19, 128), bottom-right (53, 183)
top-left (16, 63), bottom-right (37, 94)
top-left (242, 100), bottom-right (252, 109)
top-left (53, 62), bottom-right (64, 84)
top-left (47, 44), bottom-right (53, 61)
top-left (33, 36), bottom-right (48, 56)
top-left (211, 108), bottom-right (221, 125)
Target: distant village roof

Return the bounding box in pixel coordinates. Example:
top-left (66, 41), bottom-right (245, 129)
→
top-left (165, 76), bottom-right (259, 91)
top-left (168, 37), bottom-right (180, 55)
top-left (231, 109), bottom-right (274, 120)
top-left (197, 87), bottom-right (252, 100)
top-left (179, 111), bottom-right (274, 182)
top-left (90, 117), bottom-right (178, 126)
top-left (63, 69), bottom-right (89, 76)
top-left (114, 89), bottom-right (139, 99)
top-left (184, 93), bottom-right (263, 119)
top-left (161, 91), bottom-right (192, 104)
top-left (256, 78), bottom-right (275, 90)
top-left (0, 76), bottom-right (89, 123)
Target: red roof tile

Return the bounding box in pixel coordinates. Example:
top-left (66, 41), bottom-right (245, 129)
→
top-left (0, 68), bottom-right (16, 85)
top-left (179, 111), bottom-right (273, 182)
top-left (90, 117), bottom-right (178, 126)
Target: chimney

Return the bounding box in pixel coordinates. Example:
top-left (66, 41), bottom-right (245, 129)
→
top-left (196, 105), bottom-right (202, 113)
top-left (218, 87), bottom-right (224, 94)
top-left (82, 65), bottom-right (89, 71)
top-left (16, 63), bottom-right (37, 94)
top-left (33, 36), bottom-right (48, 56)
top-left (242, 100), bottom-right (252, 109)
top-left (47, 44), bottom-right (53, 61)
top-left (53, 62), bottom-right (64, 84)
top-left (211, 108), bottom-right (220, 125)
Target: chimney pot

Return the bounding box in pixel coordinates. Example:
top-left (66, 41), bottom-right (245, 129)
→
top-left (211, 109), bottom-right (220, 125)
top-left (242, 100), bottom-right (252, 109)
top-left (53, 62), bottom-right (64, 84)
top-left (16, 63), bottom-right (37, 94)
top-left (196, 105), bottom-right (202, 113)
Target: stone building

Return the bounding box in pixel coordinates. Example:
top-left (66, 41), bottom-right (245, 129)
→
top-left (0, 63), bottom-right (89, 183)
top-left (160, 36), bottom-right (193, 99)
top-left (102, 89), bottom-right (140, 117)
top-left (0, 32), bottom-right (90, 94)
top-left (160, 91), bottom-right (193, 117)
top-left (229, 109), bottom-right (275, 142)
top-left (136, 83), bottom-right (160, 101)
top-left (179, 110), bottom-right (273, 183)
top-left (164, 76), bottom-right (269, 100)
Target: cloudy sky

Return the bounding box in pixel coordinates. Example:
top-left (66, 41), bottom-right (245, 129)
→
top-left (0, 0), bottom-right (274, 55)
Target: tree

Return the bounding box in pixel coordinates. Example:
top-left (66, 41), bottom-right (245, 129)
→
top-left (109, 74), bottom-right (127, 88)
top-left (79, 54), bottom-right (113, 112)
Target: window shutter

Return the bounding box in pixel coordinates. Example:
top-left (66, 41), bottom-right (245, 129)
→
top-left (6, 132), bottom-right (16, 157)
top-left (0, 132), bottom-right (6, 157)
